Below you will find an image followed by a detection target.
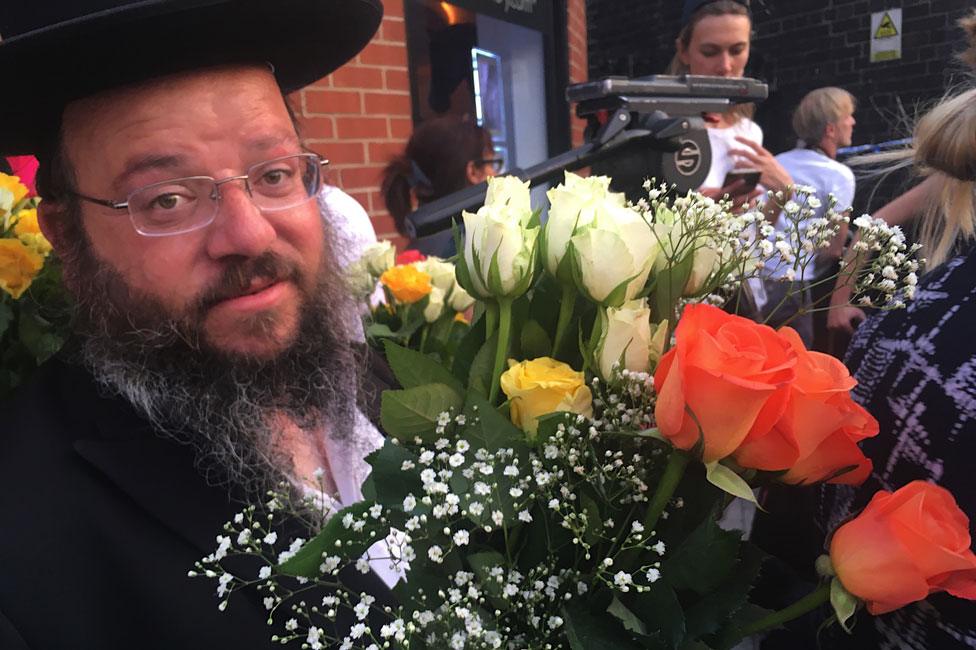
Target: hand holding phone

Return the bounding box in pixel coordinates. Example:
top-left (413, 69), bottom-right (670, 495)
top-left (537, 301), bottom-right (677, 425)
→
top-left (721, 169), bottom-right (761, 196)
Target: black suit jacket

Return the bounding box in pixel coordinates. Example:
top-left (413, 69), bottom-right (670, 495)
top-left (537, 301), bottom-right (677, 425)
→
top-left (0, 356), bottom-right (395, 649)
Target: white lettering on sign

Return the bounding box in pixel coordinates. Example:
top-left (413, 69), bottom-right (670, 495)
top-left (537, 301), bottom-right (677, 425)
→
top-left (493, 0), bottom-right (538, 14)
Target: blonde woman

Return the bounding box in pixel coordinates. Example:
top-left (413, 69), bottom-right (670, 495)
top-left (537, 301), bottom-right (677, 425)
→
top-left (821, 85), bottom-right (976, 649)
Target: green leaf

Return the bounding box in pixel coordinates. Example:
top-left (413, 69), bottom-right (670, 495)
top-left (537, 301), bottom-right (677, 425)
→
top-left (0, 301), bottom-right (12, 339)
top-left (468, 331), bottom-right (499, 398)
top-left (382, 339), bottom-right (463, 394)
top-left (519, 319), bottom-right (552, 359)
top-left (562, 600), bottom-right (644, 649)
top-left (361, 440), bottom-right (424, 509)
top-left (468, 549), bottom-right (510, 609)
top-left (380, 383), bottom-right (464, 443)
top-left (452, 312), bottom-right (487, 384)
top-left (629, 581), bottom-right (687, 649)
top-left (830, 577), bottom-right (859, 633)
top-left (704, 462), bottom-right (759, 506)
top-left (17, 306), bottom-right (65, 364)
top-left (608, 597), bottom-right (648, 636)
top-left (278, 501), bottom-right (386, 577)
top-left (462, 390), bottom-right (526, 452)
top-left (579, 490), bottom-right (603, 545)
top-left (663, 517), bottom-right (741, 595)
top-left (683, 542), bottom-right (767, 639)
top-left (366, 322), bottom-right (398, 339)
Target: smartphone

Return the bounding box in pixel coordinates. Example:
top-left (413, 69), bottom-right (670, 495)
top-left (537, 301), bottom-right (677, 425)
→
top-left (722, 169), bottom-right (761, 195)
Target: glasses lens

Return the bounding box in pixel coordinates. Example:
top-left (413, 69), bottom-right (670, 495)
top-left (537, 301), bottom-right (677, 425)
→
top-left (128, 177), bottom-right (217, 236)
top-left (248, 154), bottom-right (320, 212)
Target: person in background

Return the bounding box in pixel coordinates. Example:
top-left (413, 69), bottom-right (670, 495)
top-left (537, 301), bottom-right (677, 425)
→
top-left (760, 87), bottom-right (857, 347)
top-left (820, 83), bottom-right (976, 650)
top-left (671, 0), bottom-right (793, 207)
top-left (381, 115), bottom-right (500, 254)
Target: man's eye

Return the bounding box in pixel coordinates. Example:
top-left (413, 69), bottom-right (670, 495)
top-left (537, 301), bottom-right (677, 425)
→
top-left (261, 168), bottom-right (292, 185)
top-left (151, 193), bottom-right (186, 210)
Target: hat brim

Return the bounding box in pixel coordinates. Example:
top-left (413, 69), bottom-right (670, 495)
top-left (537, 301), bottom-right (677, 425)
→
top-left (0, 0), bottom-right (382, 155)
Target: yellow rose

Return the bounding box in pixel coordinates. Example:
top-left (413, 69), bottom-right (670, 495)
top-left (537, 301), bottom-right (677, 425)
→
top-left (500, 357), bottom-right (593, 436)
top-left (13, 209), bottom-right (53, 256)
top-left (380, 264), bottom-right (433, 304)
top-left (0, 238), bottom-right (44, 299)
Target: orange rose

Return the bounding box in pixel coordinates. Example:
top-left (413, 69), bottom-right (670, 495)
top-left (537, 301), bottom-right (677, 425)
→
top-left (734, 327), bottom-right (879, 480)
top-left (830, 481), bottom-right (976, 615)
top-left (654, 304), bottom-right (796, 464)
top-left (380, 264), bottom-right (432, 304)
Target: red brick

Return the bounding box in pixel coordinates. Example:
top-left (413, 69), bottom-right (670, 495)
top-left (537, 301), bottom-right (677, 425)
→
top-left (384, 68), bottom-right (410, 92)
top-left (337, 165), bottom-right (383, 189)
top-left (380, 18), bottom-right (406, 43)
top-left (330, 65), bottom-right (383, 90)
top-left (336, 116), bottom-right (389, 140)
top-left (368, 140), bottom-right (404, 164)
top-left (358, 42), bottom-right (408, 67)
top-left (308, 141), bottom-right (366, 166)
top-left (389, 117), bottom-right (413, 139)
top-left (381, 0), bottom-right (403, 18)
top-left (304, 89), bottom-right (362, 115)
top-left (370, 214), bottom-right (398, 236)
top-left (298, 115), bottom-right (334, 140)
top-left (364, 92), bottom-right (412, 115)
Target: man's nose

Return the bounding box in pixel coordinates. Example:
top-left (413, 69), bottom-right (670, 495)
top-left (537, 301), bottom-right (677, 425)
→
top-left (204, 181), bottom-right (276, 259)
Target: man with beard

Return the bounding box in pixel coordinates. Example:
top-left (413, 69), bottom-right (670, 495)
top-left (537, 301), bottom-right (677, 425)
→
top-left (0, 1), bottom-right (396, 647)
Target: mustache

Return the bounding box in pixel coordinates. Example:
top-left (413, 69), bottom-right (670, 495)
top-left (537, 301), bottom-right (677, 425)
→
top-left (195, 253), bottom-right (301, 313)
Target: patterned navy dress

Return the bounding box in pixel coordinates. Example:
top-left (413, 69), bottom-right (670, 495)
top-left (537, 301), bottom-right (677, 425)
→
top-left (820, 246), bottom-right (976, 649)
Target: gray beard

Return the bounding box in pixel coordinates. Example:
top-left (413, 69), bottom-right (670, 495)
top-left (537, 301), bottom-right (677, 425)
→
top-left (61, 221), bottom-right (364, 498)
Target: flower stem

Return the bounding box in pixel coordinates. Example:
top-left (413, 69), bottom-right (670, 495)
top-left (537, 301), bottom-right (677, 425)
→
top-left (641, 447), bottom-right (689, 534)
top-left (618, 448), bottom-right (689, 571)
top-left (726, 582), bottom-right (830, 645)
top-left (552, 285), bottom-right (577, 360)
top-left (485, 301), bottom-right (499, 338)
top-left (488, 298), bottom-right (513, 404)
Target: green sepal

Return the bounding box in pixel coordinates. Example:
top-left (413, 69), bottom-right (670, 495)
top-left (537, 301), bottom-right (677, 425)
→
top-left (704, 461), bottom-right (759, 506)
top-left (830, 577), bottom-right (859, 633)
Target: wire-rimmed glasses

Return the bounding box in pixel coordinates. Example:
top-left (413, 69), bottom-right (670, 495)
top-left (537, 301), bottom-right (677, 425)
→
top-left (73, 153), bottom-right (330, 237)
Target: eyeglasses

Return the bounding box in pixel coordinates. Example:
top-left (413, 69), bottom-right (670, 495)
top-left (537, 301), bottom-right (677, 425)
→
top-left (476, 157), bottom-right (505, 173)
top-left (72, 153), bottom-right (330, 237)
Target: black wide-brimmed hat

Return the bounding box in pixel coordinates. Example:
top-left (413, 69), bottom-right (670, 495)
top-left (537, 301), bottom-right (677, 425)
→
top-left (0, 0), bottom-right (383, 156)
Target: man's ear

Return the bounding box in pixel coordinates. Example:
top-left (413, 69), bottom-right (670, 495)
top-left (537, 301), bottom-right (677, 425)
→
top-left (37, 201), bottom-right (69, 255)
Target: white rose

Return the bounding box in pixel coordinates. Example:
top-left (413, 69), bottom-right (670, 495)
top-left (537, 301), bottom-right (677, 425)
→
top-left (423, 286), bottom-right (446, 323)
top-left (683, 245), bottom-right (722, 295)
top-left (542, 171), bottom-right (625, 283)
top-left (360, 241), bottom-right (395, 277)
top-left (648, 319), bottom-right (670, 368)
top-left (448, 282), bottom-right (475, 312)
top-left (596, 298), bottom-right (653, 380)
top-left (570, 202), bottom-right (659, 306)
top-left (415, 256), bottom-right (455, 292)
top-left (460, 177), bottom-right (538, 299)
top-left (485, 175), bottom-right (532, 215)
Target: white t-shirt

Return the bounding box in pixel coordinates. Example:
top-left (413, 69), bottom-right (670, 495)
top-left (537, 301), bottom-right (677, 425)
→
top-left (701, 118), bottom-right (764, 190)
top-left (770, 148), bottom-right (855, 280)
top-left (318, 185), bottom-right (378, 269)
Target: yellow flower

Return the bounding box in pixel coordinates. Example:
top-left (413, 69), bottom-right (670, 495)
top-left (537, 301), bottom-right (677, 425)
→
top-left (13, 209), bottom-right (52, 256)
top-left (380, 264), bottom-right (433, 304)
top-left (500, 357), bottom-right (593, 437)
top-left (0, 173), bottom-right (29, 209)
top-left (0, 238), bottom-right (44, 299)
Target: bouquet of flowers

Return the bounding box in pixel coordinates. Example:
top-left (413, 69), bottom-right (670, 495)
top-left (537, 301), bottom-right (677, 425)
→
top-left (347, 242), bottom-right (475, 363)
top-left (196, 173), bottom-right (974, 649)
top-left (0, 172), bottom-right (68, 399)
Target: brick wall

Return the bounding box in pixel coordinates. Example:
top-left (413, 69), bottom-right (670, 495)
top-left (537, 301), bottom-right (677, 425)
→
top-left (587, 0), bottom-right (973, 211)
top-left (291, 0), bottom-right (589, 248)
